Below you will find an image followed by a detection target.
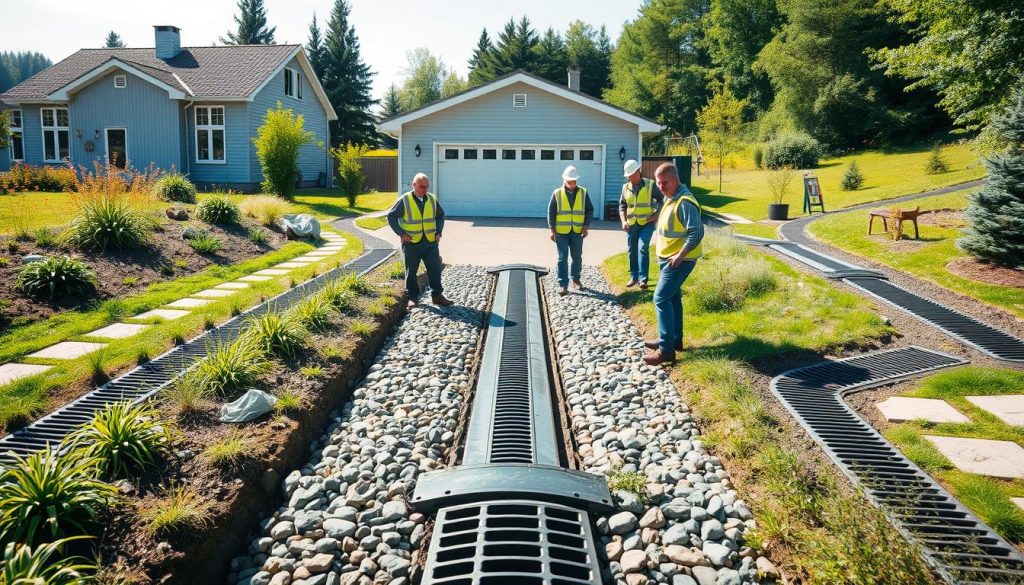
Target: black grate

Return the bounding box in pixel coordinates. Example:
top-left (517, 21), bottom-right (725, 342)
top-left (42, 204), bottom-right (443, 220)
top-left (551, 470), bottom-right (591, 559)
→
top-left (490, 273), bottom-right (534, 463)
top-left (0, 246), bottom-right (394, 462)
top-left (771, 347), bottom-right (1024, 584)
top-left (768, 242), bottom-right (884, 278)
top-left (423, 500), bottom-right (601, 585)
top-left (846, 277), bottom-right (1024, 362)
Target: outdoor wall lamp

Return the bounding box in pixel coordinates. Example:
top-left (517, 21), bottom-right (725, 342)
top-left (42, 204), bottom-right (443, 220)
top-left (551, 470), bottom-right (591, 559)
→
top-left (93, 130), bottom-right (100, 140)
top-left (414, 144), bottom-right (421, 157)
top-left (75, 128), bottom-right (82, 138)
top-left (619, 146), bottom-right (626, 160)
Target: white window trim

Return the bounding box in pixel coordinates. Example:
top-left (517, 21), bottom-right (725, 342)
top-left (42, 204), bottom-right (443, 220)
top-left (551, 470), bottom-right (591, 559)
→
top-left (285, 67), bottom-right (302, 100)
top-left (8, 109), bottom-right (23, 162)
top-left (113, 74), bottom-right (127, 89)
top-left (105, 127), bottom-right (128, 169)
top-left (194, 105), bottom-right (226, 165)
top-left (40, 107), bottom-right (69, 163)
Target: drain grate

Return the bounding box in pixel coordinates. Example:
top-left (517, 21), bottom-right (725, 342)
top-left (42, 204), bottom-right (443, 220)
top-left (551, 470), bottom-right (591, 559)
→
top-left (846, 277), bottom-right (1024, 362)
top-left (768, 241), bottom-right (884, 278)
top-left (0, 246), bottom-right (394, 462)
top-left (422, 500), bottom-right (601, 585)
top-left (771, 346), bottom-right (1024, 584)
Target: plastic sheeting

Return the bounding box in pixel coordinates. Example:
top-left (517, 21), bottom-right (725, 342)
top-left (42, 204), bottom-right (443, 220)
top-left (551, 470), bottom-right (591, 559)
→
top-left (219, 389), bottom-right (278, 423)
top-left (279, 214), bottom-right (321, 240)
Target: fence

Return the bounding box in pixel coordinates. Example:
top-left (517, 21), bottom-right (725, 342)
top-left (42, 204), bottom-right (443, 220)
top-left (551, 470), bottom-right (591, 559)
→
top-left (357, 156), bottom-right (397, 192)
top-left (641, 155), bottom-right (692, 187)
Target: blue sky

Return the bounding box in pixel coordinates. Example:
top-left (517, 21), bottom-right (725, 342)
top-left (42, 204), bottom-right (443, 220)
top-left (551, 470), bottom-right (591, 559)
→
top-left (0, 0), bottom-right (641, 103)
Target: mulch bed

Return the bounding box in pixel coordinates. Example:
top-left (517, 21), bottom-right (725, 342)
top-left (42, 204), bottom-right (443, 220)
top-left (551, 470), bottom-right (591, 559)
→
top-left (0, 210), bottom-right (284, 331)
top-left (947, 257), bottom-right (1024, 288)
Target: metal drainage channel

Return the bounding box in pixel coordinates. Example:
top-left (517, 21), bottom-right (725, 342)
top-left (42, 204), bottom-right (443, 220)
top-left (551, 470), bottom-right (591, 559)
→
top-left (771, 346), bottom-right (1024, 584)
top-left (766, 241), bottom-right (885, 279)
top-left (413, 264), bottom-right (612, 585)
top-left (0, 246), bottom-right (394, 463)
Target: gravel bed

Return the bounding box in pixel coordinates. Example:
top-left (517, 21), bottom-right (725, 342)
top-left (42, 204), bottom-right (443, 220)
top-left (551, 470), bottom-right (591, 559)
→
top-left (544, 267), bottom-right (775, 585)
top-left (229, 265), bottom-right (489, 585)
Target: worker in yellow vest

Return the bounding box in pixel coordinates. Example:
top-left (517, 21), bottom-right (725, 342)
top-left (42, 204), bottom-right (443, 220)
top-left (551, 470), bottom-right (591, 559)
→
top-left (618, 159), bottom-right (664, 290)
top-left (547, 166), bottom-right (594, 296)
top-left (643, 163), bottom-right (704, 365)
top-left (386, 173), bottom-right (454, 309)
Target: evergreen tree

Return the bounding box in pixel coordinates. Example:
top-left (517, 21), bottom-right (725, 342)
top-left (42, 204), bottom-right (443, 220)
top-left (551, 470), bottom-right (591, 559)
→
top-left (467, 30), bottom-right (493, 86)
top-left (533, 28), bottom-right (568, 84)
top-left (564, 21), bottom-right (612, 97)
top-left (221, 0), bottom-right (276, 45)
top-left (377, 84), bottom-right (403, 148)
top-left (840, 160), bottom-right (864, 191)
top-left (705, 0), bottom-right (780, 115)
top-left (104, 31), bottom-right (125, 48)
top-left (321, 0), bottom-right (377, 146)
top-left (0, 52), bottom-right (52, 93)
top-left (472, 17), bottom-right (541, 84)
top-left (307, 13), bottom-right (326, 81)
top-left (958, 92), bottom-right (1024, 267)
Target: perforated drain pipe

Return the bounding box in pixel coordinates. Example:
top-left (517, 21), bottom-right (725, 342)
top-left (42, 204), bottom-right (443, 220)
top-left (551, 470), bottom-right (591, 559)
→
top-left (412, 264), bottom-right (612, 585)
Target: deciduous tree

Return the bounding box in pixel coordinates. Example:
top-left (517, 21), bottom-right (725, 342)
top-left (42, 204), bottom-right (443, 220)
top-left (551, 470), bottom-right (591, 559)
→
top-left (253, 102), bottom-right (317, 199)
top-left (696, 83), bottom-right (746, 193)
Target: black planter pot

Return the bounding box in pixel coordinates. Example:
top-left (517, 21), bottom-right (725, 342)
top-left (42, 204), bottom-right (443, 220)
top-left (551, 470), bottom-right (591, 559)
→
top-left (767, 203), bottom-right (789, 221)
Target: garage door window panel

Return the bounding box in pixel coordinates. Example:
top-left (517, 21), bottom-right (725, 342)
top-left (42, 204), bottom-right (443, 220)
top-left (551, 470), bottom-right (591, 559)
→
top-left (580, 150), bottom-right (594, 161)
top-left (483, 149), bottom-right (497, 160)
top-left (521, 149), bottom-right (535, 160)
top-left (502, 149), bottom-right (516, 160)
top-left (560, 150), bottom-right (574, 160)
top-left (445, 148), bottom-right (459, 160)
top-left (463, 149), bottom-right (477, 159)
top-left (541, 150), bottom-right (555, 160)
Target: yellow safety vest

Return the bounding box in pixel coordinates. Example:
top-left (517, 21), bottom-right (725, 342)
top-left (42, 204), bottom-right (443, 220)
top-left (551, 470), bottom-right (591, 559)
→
top-left (554, 186), bottom-right (587, 235)
top-left (398, 191), bottom-right (438, 243)
top-left (623, 179), bottom-right (655, 226)
top-left (655, 194), bottom-right (703, 259)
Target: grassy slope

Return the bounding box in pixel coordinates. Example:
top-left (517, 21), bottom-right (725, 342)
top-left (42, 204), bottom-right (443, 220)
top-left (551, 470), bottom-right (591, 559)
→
top-left (210, 190), bottom-right (397, 224)
top-left (808, 190), bottom-right (1024, 317)
top-left (692, 143), bottom-right (984, 220)
top-left (885, 367), bottom-right (1024, 543)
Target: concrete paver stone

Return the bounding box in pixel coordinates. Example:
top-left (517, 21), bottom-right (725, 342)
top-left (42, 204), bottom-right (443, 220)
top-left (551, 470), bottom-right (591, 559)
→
top-left (278, 261), bottom-right (312, 268)
top-left (965, 395), bottom-right (1024, 426)
top-left (85, 323), bottom-right (150, 339)
top-left (924, 435), bottom-right (1024, 479)
top-left (193, 289), bottom-right (237, 299)
top-left (215, 282), bottom-right (250, 290)
top-left (165, 298), bottom-right (214, 309)
top-left (238, 275), bottom-right (273, 282)
top-left (0, 363), bottom-right (52, 385)
top-left (28, 341), bottom-right (107, 360)
top-left (132, 308), bottom-right (191, 321)
top-left (1013, 497), bottom-right (1024, 512)
top-left (876, 397), bottom-right (970, 424)
top-left (254, 269), bottom-right (289, 276)
top-left (303, 251), bottom-right (335, 257)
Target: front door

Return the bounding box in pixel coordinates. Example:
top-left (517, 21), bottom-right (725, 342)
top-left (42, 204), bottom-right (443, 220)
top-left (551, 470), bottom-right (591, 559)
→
top-left (106, 128), bottom-right (127, 169)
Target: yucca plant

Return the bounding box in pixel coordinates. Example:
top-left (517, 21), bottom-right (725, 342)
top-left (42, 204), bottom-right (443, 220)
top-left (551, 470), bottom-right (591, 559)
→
top-left (289, 295), bottom-right (334, 333)
top-left (0, 449), bottom-right (117, 547)
top-left (1, 536), bottom-right (96, 585)
top-left (17, 256), bottom-right (97, 299)
top-left (62, 197), bottom-right (149, 251)
top-left (188, 233), bottom-right (222, 254)
top-left (65, 402), bottom-right (174, 480)
top-left (191, 336), bottom-right (271, 397)
top-left (195, 196), bottom-right (240, 225)
top-left (245, 311), bottom-right (308, 359)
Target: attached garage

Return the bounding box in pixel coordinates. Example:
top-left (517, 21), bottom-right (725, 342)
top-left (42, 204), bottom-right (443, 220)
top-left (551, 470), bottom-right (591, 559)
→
top-left (379, 71), bottom-right (662, 219)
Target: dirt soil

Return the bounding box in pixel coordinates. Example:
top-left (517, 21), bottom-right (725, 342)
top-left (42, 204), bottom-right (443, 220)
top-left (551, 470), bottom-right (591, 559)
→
top-left (0, 211), bottom-right (285, 330)
top-left (947, 257), bottom-right (1024, 288)
top-left (918, 208), bottom-right (966, 228)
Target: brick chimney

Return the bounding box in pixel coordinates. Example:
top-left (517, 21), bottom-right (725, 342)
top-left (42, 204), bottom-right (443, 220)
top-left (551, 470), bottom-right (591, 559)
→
top-left (154, 25), bottom-right (181, 59)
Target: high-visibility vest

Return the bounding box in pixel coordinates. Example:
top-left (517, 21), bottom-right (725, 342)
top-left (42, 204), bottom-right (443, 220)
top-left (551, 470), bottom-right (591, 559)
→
top-left (655, 193), bottom-right (703, 259)
top-left (622, 179), bottom-right (655, 226)
top-left (554, 186), bottom-right (587, 235)
top-left (398, 191), bottom-right (438, 243)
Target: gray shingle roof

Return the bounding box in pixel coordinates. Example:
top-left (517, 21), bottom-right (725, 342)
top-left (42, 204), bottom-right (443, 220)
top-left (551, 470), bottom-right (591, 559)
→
top-left (1, 45), bottom-right (299, 101)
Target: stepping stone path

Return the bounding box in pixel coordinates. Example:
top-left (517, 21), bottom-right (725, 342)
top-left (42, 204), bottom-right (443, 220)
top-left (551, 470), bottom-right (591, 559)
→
top-left (925, 435), bottom-right (1024, 479)
top-left (966, 395), bottom-right (1024, 426)
top-left (876, 396), bottom-right (970, 424)
top-left (85, 323), bottom-right (150, 339)
top-left (28, 341), bottom-right (107, 360)
top-left (1012, 497), bottom-right (1024, 512)
top-left (0, 363), bottom-right (51, 385)
top-left (165, 298), bottom-right (215, 309)
top-left (132, 308), bottom-right (192, 321)
top-left (216, 282), bottom-right (251, 290)
top-left (192, 288), bottom-right (237, 299)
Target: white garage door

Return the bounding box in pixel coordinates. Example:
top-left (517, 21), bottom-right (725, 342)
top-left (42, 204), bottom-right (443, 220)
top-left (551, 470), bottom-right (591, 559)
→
top-left (435, 145), bottom-right (604, 218)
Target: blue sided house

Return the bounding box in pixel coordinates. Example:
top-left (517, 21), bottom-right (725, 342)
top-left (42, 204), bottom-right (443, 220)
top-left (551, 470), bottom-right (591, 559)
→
top-left (0, 26), bottom-right (336, 191)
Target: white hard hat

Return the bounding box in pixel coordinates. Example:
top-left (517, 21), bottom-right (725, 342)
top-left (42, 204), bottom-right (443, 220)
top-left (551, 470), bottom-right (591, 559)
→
top-left (561, 165), bottom-right (580, 181)
top-left (623, 159), bottom-right (641, 177)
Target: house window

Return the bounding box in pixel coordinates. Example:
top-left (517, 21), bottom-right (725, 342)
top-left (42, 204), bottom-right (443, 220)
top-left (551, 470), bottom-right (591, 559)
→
top-left (40, 107), bottom-right (69, 162)
top-left (463, 149), bottom-right (477, 159)
top-left (285, 68), bottom-right (302, 99)
top-left (521, 149), bottom-right (535, 160)
top-left (502, 149), bottom-right (516, 160)
top-left (540, 149), bottom-right (554, 160)
top-left (579, 149), bottom-right (595, 161)
top-left (8, 109), bottom-right (23, 161)
top-left (444, 148), bottom-right (458, 160)
top-left (482, 149), bottom-right (496, 160)
top-left (512, 93), bottom-right (527, 108)
top-left (195, 105), bottom-right (225, 163)
top-left (560, 149), bottom-right (574, 160)
top-left (114, 75), bottom-right (127, 89)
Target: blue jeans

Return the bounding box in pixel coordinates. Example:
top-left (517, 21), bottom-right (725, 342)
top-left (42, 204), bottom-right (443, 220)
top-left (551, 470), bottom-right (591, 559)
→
top-left (626, 223), bottom-right (655, 283)
top-left (654, 258), bottom-right (698, 353)
top-left (555, 232), bottom-right (584, 288)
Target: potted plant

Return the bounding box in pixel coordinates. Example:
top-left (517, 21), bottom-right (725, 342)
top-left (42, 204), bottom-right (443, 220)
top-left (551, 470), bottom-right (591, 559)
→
top-left (766, 166), bottom-right (795, 220)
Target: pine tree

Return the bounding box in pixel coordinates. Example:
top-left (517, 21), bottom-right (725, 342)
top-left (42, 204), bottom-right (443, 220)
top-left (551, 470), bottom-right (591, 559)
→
top-left (925, 143), bottom-right (949, 174)
top-left (0, 52), bottom-right (52, 93)
top-left (958, 92), bottom-right (1024, 268)
top-left (104, 31), bottom-right (125, 48)
top-left (840, 160), bottom-right (864, 191)
top-left (467, 29), bottom-right (493, 86)
top-left (377, 84), bottom-right (403, 148)
top-left (321, 0), bottom-right (377, 146)
top-left (221, 0), bottom-right (276, 45)
top-left (472, 17), bottom-right (540, 84)
top-left (307, 13), bottom-right (326, 81)
top-left (533, 28), bottom-right (567, 84)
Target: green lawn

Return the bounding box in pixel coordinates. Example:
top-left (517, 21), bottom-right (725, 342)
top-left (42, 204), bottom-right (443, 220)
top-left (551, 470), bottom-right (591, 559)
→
top-left (885, 367), bottom-right (1024, 544)
top-left (808, 190), bottom-right (1024, 317)
top-left (692, 143), bottom-right (985, 221)
top-left (209, 189), bottom-right (396, 223)
top-left (354, 215), bottom-right (388, 230)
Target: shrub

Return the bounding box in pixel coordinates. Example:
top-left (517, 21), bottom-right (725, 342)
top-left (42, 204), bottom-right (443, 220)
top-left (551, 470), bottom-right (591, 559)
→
top-left (752, 146), bottom-right (764, 169)
top-left (340, 272), bottom-right (372, 294)
top-left (763, 132), bottom-right (821, 169)
top-left (240, 195), bottom-right (290, 226)
top-left (289, 295), bottom-right (335, 333)
top-left (62, 197), bottom-right (150, 251)
top-left (32, 228), bottom-right (56, 248)
top-left (192, 336), bottom-right (271, 397)
top-left (1, 537), bottom-right (96, 585)
top-left (924, 143), bottom-right (949, 174)
top-left (0, 163), bottom-right (78, 194)
top-left (17, 256), bottom-right (97, 299)
top-left (386, 261), bottom-right (405, 280)
top-left (195, 196), bottom-right (240, 224)
top-left (247, 227), bottom-right (269, 245)
top-left (153, 173), bottom-right (197, 203)
top-left (253, 103), bottom-right (318, 199)
top-left (319, 279), bottom-right (353, 312)
top-left (840, 160), bottom-right (864, 191)
top-left (765, 166), bottom-right (796, 205)
top-left (607, 467), bottom-right (649, 503)
top-left (188, 233), bottom-right (222, 254)
top-left (0, 449), bottom-right (117, 546)
top-left (332, 143), bottom-right (369, 207)
top-left (245, 311), bottom-right (308, 359)
top-left (139, 484), bottom-right (213, 537)
top-left (66, 401), bottom-right (174, 479)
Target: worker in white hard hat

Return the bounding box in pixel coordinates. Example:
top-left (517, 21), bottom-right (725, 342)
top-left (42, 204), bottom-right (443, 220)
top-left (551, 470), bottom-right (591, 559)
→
top-left (619, 159), bottom-right (664, 290)
top-left (548, 165), bottom-right (593, 296)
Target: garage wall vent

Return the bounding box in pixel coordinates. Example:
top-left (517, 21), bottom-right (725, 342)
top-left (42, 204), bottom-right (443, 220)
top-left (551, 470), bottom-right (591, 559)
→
top-left (114, 75), bottom-right (127, 88)
top-left (513, 93), bottom-right (527, 107)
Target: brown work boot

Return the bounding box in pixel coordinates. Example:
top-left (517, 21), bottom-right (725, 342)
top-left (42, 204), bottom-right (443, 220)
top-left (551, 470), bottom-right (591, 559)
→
top-left (643, 349), bottom-right (676, 365)
top-left (407, 299), bottom-right (418, 309)
top-left (571, 279), bottom-right (583, 289)
top-left (638, 281), bottom-right (649, 291)
top-left (626, 279), bottom-right (639, 287)
top-left (432, 294), bottom-right (454, 307)
top-left (644, 339), bottom-right (683, 351)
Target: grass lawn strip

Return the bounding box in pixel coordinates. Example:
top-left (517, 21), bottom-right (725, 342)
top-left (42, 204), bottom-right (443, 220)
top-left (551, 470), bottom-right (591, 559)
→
top-left (807, 190), bottom-right (1024, 318)
top-left (354, 215), bottom-right (389, 230)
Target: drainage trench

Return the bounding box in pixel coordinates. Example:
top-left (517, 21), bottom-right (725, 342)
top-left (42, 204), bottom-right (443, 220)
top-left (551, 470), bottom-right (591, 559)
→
top-left (412, 264), bottom-right (611, 585)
